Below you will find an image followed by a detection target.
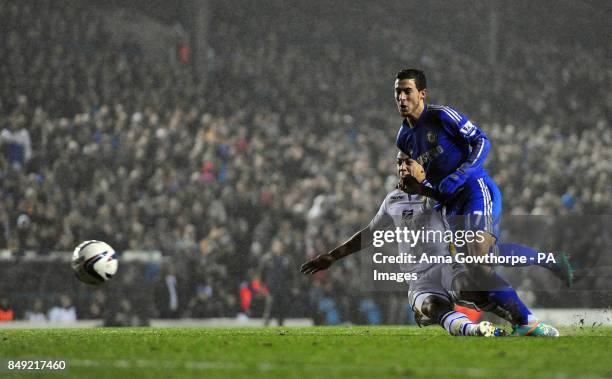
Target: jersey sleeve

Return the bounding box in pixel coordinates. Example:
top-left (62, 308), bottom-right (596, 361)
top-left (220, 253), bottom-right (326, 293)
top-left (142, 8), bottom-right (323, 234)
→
top-left (437, 106), bottom-right (490, 177)
top-left (368, 195), bottom-right (394, 232)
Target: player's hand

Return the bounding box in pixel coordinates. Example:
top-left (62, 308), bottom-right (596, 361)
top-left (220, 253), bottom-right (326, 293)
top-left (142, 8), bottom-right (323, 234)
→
top-left (406, 159), bottom-right (426, 183)
top-left (300, 254), bottom-right (335, 275)
top-left (398, 174), bottom-right (422, 194)
top-left (438, 169), bottom-right (467, 195)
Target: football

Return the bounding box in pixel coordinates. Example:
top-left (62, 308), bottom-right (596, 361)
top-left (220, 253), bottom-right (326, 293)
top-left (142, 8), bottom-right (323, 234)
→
top-left (71, 240), bottom-right (118, 285)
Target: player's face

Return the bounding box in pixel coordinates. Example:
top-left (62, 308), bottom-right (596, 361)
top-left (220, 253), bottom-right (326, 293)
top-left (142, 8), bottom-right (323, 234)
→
top-left (396, 153), bottom-right (410, 177)
top-left (395, 79), bottom-right (426, 119)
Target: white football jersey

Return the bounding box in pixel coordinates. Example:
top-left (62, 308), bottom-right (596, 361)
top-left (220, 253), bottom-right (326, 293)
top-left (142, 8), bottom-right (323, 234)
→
top-left (368, 189), bottom-right (451, 274)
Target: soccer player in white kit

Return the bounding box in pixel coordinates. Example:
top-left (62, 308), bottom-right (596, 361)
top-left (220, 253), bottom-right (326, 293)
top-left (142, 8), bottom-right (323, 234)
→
top-left (301, 152), bottom-right (505, 337)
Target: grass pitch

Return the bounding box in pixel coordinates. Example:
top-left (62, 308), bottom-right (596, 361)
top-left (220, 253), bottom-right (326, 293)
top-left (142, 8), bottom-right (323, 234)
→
top-left (1, 326), bottom-right (611, 378)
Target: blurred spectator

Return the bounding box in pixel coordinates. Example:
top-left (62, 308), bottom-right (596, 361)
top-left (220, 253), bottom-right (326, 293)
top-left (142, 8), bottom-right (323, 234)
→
top-left (185, 284), bottom-right (214, 318)
top-left (48, 294), bottom-right (76, 322)
top-left (111, 299), bottom-right (145, 327)
top-left (0, 297), bottom-right (14, 322)
top-left (358, 298), bottom-right (382, 325)
top-left (154, 263), bottom-right (180, 318)
top-left (238, 281), bottom-right (252, 317)
top-left (24, 298), bottom-right (47, 322)
top-left (260, 239), bottom-right (293, 326)
top-left (83, 289), bottom-right (106, 319)
top-left (0, 113), bottom-right (32, 171)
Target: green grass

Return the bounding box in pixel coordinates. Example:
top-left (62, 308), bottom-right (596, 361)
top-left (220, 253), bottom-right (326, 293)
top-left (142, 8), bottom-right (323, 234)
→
top-left (1, 326), bottom-right (611, 378)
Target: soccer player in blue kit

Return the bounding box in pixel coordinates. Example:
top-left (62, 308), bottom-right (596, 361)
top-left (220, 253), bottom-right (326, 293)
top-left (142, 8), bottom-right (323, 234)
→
top-left (394, 68), bottom-right (566, 336)
top-left (301, 151), bottom-right (560, 337)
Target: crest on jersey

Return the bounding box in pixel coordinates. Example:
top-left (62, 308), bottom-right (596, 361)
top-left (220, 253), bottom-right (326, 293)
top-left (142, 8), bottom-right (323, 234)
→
top-left (426, 131), bottom-right (437, 144)
top-left (402, 209), bottom-right (414, 221)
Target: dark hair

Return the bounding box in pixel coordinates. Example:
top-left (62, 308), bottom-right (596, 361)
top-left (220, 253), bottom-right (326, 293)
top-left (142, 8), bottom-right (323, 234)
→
top-left (396, 69), bottom-right (427, 91)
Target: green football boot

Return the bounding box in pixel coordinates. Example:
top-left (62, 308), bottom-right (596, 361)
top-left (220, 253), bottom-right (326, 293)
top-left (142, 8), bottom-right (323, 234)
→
top-left (550, 251), bottom-right (574, 287)
top-left (511, 322), bottom-right (559, 337)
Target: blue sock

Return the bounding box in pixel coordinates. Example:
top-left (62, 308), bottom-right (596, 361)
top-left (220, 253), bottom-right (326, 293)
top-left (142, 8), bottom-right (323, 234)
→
top-left (496, 243), bottom-right (550, 268)
top-left (486, 271), bottom-right (533, 325)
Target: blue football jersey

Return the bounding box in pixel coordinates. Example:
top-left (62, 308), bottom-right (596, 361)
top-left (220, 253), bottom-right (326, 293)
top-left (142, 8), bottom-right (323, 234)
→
top-left (396, 104), bottom-right (490, 187)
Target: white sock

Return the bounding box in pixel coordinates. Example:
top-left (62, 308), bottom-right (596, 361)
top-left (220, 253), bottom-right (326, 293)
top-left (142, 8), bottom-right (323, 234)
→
top-left (440, 311), bottom-right (478, 336)
top-left (527, 314), bottom-right (539, 325)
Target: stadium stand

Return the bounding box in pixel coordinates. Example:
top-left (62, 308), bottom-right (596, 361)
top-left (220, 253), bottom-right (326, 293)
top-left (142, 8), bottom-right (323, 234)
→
top-left (0, 0), bottom-right (609, 324)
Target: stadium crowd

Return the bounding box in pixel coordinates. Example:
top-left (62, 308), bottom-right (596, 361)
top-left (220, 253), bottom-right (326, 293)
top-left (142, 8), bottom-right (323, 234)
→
top-left (0, 0), bottom-right (609, 324)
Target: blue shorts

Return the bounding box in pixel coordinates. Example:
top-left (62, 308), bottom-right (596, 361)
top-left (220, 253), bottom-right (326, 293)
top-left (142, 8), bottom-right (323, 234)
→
top-left (445, 175), bottom-right (502, 240)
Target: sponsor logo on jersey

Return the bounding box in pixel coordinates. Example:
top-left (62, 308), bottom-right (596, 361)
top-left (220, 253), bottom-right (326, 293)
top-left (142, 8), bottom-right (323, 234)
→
top-left (415, 145), bottom-right (445, 165)
top-left (390, 194), bottom-right (405, 200)
top-left (459, 121), bottom-right (476, 137)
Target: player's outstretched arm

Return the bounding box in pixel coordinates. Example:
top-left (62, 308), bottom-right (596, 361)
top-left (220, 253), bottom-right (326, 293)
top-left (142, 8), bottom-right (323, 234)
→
top-left (300, 226), bottom-right (370, 275)
top-left (300, 254), bottom-right (334, 275)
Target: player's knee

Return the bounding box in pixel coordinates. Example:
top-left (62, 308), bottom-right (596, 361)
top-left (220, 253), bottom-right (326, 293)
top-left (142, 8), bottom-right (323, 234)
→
top-left (420, 296), bottom-right (451, 322)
